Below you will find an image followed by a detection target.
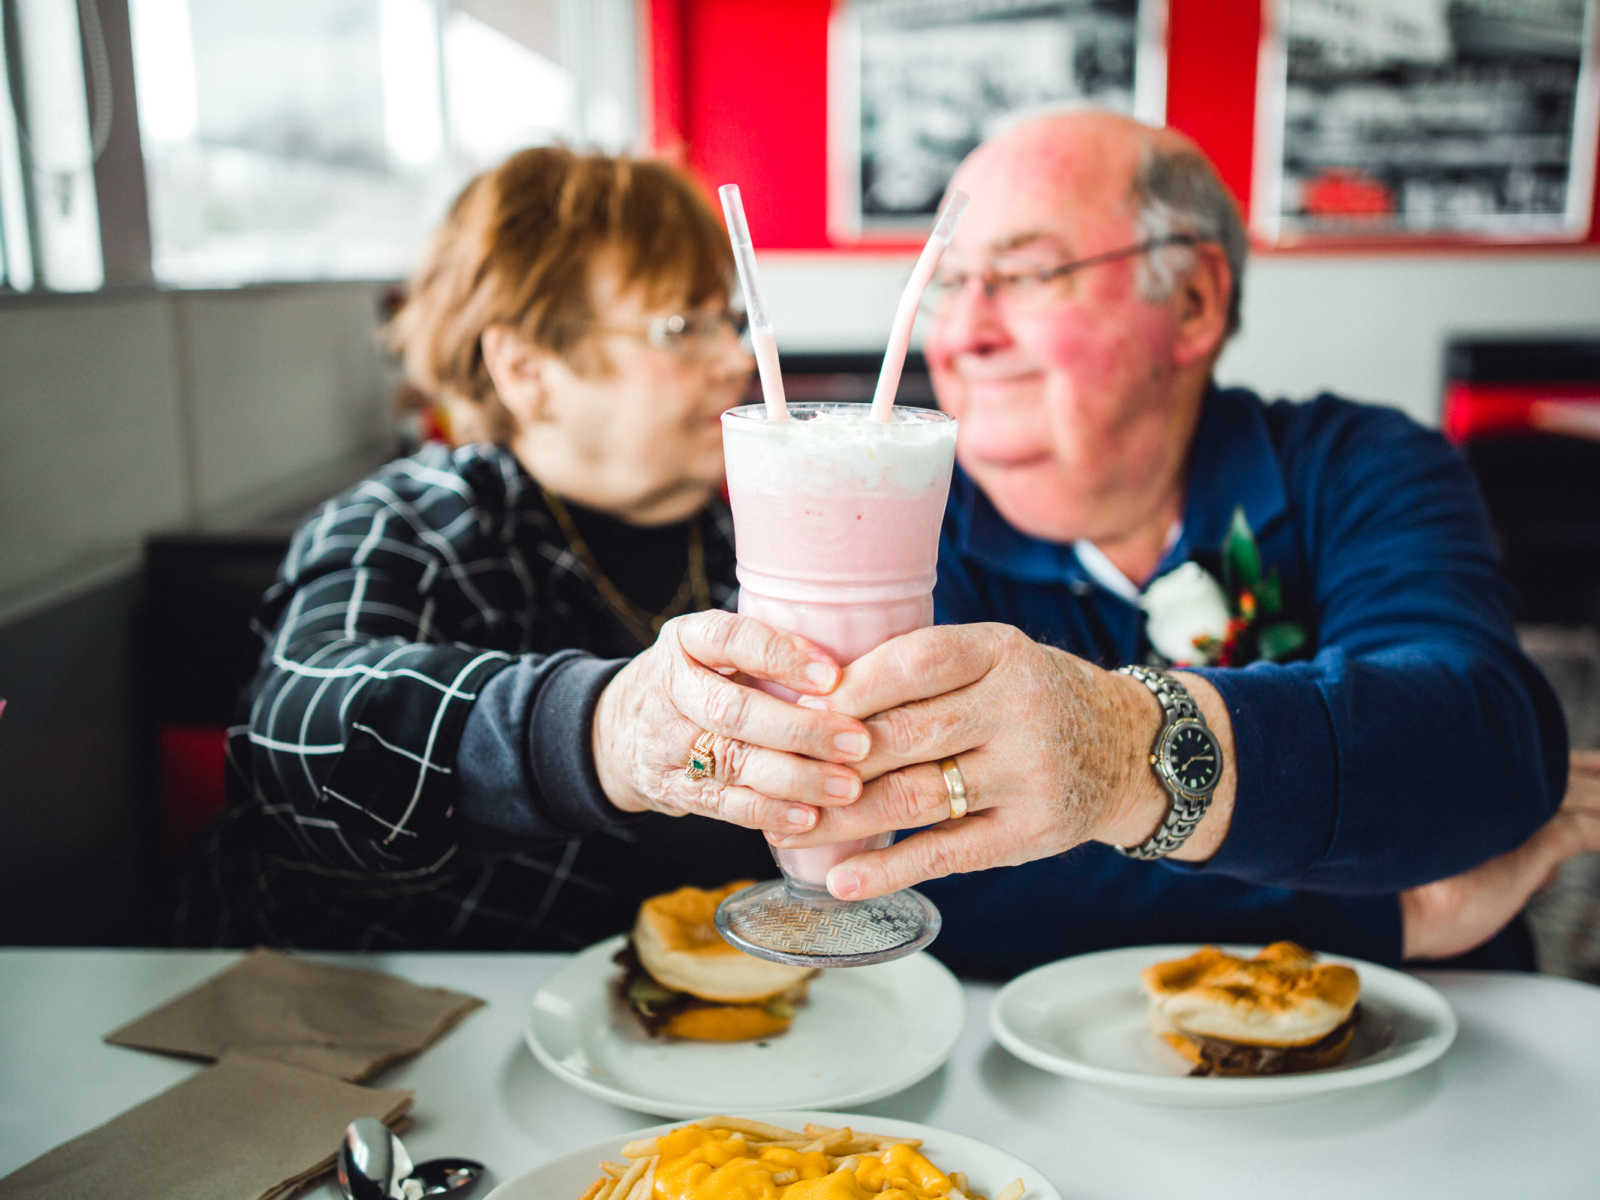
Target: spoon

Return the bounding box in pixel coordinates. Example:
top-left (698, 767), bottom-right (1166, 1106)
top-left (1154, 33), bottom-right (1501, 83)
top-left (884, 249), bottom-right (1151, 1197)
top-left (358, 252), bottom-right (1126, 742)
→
top-left (337, 1117), bottom-right (412, 1200)
top-left (337, 1117), bottom-right (484, 1199)
top-left (407, 1157), bottom-right (485, 1196)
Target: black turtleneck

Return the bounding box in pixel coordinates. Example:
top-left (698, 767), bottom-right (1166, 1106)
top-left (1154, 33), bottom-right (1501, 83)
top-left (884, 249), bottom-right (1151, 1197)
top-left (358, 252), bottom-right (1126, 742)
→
top-left (561, 497), bottom-right (695, 617)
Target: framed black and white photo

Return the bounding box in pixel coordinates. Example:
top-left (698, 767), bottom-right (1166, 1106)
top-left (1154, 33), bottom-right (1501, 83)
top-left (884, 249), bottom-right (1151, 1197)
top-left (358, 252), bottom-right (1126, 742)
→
top-left (1254, 0), bottom-right (1599, 243)
top-left (829, 0), bottom-right (1169, 239)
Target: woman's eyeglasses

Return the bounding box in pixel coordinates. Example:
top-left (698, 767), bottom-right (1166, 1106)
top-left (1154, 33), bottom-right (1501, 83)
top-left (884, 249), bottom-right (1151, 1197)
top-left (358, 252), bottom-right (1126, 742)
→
top-left (923, 234), bottom-right (1215, 316)
top-left (592, 308), bottom-right (750, 355)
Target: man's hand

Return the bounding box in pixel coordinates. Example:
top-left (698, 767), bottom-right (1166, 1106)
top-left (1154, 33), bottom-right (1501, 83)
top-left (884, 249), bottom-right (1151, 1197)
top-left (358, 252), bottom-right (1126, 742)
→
top-left (1401, 750), bottom-right (1600, 961)
top-left (590, 610), bottom-right (869, 835)
top-left (768, 623), bottom-right (1157, 900)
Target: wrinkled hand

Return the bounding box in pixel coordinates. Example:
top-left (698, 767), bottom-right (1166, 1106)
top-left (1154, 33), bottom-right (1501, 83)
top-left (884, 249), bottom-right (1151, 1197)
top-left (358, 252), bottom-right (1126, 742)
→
top-left (769, 623), bottom-right (1137, 900)
top-left (591, 610), bottom-right (871, 835)
top-left (1401, 750), bottom-right (1600, 960)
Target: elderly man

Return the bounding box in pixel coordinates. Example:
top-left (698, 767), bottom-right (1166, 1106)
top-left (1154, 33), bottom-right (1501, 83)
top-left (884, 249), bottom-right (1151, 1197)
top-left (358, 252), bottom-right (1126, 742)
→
top-left (754, 109), bottom-right (1572, 974)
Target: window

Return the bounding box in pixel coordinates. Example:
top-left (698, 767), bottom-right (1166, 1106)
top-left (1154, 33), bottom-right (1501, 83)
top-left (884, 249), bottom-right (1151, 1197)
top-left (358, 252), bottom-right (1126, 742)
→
top-left (1, 0), bottom-right (109, 291)
top-left (1, 0), bottom-right (639, 292)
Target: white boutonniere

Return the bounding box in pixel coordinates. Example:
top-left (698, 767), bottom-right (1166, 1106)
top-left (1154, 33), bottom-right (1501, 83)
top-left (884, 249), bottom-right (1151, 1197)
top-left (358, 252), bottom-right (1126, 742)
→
top-left (1141, 507), bottom-right (1308, 668)
top-left (1142, 562), bottom-right (1232, 665)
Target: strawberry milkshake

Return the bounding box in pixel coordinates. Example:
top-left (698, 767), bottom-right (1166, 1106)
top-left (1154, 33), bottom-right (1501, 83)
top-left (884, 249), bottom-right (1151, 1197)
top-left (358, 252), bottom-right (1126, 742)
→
top-left (721, 401), bottom-right (957, 896)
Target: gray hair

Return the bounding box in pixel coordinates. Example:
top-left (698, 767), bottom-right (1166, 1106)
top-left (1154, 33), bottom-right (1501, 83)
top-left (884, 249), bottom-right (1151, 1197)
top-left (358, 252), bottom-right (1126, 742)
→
top-left (1129, 144), bottom-right (1247, 340)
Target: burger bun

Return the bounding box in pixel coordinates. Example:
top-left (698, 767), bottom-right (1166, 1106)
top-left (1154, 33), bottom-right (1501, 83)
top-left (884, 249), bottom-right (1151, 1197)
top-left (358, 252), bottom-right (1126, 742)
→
top-left (632, 880), bottom-right (814, 1003)
top-left (1142, 941), bottom-right (1361, 1048)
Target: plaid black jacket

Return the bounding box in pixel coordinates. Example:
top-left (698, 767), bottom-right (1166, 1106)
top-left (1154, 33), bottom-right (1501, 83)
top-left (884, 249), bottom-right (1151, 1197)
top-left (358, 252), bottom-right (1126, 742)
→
top-left (178, 442), bottom-right (775, 950)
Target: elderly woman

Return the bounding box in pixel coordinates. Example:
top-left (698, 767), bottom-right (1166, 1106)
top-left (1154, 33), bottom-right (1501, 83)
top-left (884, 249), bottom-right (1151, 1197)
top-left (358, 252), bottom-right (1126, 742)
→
top-left (180, 147), bottom-right (871, 949)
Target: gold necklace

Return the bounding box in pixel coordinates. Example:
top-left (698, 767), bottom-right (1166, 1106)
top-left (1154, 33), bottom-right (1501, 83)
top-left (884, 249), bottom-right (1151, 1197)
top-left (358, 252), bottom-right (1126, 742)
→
top-left (538, 484), bottom-right (710, 646)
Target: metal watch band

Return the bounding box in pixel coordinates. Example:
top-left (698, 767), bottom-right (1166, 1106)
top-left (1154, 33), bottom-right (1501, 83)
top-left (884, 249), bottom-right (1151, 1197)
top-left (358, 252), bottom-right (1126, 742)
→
top-left (1114, 665), bottom-right (1215, 861)
top-left (1120, 662), bottom-right (1199, 722)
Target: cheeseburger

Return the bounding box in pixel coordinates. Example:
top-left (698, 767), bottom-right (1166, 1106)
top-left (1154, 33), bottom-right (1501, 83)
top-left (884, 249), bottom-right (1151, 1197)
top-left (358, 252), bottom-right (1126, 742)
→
top-left (1141, 942), bottom-right (1362, 1077)
top-left (615, 881), bottom-right (817, 1042)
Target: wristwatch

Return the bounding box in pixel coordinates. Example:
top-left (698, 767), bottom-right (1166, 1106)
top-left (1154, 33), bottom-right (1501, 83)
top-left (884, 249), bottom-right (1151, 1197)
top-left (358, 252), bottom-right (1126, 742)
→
top-left (1114, 665), bottom-right (1223, 860)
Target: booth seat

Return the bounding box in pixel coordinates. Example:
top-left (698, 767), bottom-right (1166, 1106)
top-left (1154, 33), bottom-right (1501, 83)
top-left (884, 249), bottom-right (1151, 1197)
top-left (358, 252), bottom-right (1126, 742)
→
top-left (1441, 334), bottom-right (1600, 626)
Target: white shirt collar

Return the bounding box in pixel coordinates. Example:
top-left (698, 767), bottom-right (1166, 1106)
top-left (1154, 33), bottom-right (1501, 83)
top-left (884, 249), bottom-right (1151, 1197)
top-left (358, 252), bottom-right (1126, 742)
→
top-left (1073, 522), bottom-right (1183, 604)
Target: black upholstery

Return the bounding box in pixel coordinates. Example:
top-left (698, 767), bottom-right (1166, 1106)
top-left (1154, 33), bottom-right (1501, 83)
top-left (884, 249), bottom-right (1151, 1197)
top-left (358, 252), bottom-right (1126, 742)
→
top-left (1443, 334), bottom-right (1600, 626)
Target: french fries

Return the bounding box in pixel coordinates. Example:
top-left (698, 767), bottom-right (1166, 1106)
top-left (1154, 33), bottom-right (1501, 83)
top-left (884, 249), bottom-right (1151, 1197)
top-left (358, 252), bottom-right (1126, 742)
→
top-left (574, 1117), bottom-right (1027, 1199)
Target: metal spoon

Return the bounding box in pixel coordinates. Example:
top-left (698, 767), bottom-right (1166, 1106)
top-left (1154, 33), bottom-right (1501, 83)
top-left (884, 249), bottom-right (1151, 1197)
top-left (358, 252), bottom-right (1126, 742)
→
top-left (407, 1157), bottom-right (484, 1196)
top-left (338, 1117), bottom-right (413, 1200)
top-left (337, 1117), bottom-right (484, 1199)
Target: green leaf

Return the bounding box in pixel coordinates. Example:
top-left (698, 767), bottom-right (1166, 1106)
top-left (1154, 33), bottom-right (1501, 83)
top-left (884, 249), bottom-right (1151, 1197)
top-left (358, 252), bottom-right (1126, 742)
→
top-left (1257, 621), bottom-right (1307, 661)
top-left (1221, 506), bottom-right (1261, 598)
top-left (1256, 570), bottom-right (1284, 617)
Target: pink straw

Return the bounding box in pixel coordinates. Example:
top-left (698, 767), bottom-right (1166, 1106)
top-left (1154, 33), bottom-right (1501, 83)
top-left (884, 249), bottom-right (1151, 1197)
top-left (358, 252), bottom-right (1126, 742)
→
top-left (718, 184), bottom-right (788, 421)
top-left (869, 189), bottom-right (969, 422)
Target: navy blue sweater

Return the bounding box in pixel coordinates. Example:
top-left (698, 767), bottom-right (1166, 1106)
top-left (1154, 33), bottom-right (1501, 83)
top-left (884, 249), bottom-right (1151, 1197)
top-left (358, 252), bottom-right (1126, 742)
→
top-left (923, 387), bottom-right (1567, 976)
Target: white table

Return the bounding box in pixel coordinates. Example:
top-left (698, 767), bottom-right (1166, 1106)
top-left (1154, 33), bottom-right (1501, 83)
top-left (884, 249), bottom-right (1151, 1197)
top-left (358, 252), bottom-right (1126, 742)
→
top-left (1, 950), bottom-right (1597, 1198)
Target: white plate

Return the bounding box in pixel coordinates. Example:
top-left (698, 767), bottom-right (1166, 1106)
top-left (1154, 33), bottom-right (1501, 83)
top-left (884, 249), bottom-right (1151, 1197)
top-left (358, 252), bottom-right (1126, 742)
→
top-left (524, 936), bottom-right (965, 1117)
top-left (485, 1109), bottom-right (1060, 1200)
top-left (990, 943), bottom-right (1457, 1107)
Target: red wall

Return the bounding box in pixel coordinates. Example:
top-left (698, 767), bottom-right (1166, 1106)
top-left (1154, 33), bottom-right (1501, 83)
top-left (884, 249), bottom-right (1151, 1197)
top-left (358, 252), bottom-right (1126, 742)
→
top-left (647, 0), bottom-right (1600, 254)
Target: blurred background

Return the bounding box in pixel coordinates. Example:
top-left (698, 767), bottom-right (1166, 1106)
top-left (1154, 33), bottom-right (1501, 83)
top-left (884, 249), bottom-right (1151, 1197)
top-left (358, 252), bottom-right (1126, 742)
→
top-left (1, 0), bottom-right (1597, 961)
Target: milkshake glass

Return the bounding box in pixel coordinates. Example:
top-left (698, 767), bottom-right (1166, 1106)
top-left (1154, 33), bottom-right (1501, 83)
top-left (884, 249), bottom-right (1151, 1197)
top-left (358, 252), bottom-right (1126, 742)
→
top-left (714, 401), bottom-right (957, 966)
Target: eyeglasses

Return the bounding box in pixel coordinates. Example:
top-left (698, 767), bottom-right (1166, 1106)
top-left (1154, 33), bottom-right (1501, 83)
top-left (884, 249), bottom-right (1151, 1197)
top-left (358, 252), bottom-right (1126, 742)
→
top-left (923, 234), bottom-right (1215, 316)
top-left (590, 308), bottom-right (750, 356)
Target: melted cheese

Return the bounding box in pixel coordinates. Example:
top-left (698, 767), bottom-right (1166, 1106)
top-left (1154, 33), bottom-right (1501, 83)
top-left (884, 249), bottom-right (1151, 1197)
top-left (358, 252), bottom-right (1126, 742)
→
top-left (650, 1128), bottom-right (955, 1200)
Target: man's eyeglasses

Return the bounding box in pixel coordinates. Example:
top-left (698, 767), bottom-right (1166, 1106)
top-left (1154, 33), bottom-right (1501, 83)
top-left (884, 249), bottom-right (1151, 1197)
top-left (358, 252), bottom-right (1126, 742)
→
top-left (591, 308), bottom-right (750, 356)
top-left (923, 234), bottom-right (1215, 316)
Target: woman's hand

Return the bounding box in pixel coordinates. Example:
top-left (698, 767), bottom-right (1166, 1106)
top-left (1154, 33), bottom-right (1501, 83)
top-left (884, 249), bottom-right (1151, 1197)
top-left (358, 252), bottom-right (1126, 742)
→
top-left (1400, 750), bottom-right (1600, 961)
top-left (770, 622), bottom-right (1148, 900)
top-left (591, 610), bottom-right (871, 836)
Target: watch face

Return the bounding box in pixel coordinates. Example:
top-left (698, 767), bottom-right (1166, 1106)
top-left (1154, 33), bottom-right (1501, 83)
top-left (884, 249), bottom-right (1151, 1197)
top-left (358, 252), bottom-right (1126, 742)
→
top-left (1162, 722), bottom-right (1220, 794)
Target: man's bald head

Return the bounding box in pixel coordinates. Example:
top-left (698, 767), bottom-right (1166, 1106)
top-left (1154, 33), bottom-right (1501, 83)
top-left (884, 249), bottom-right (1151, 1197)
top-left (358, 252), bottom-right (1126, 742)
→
top-left (922, 107), bottom-right (1250, 551)
top-left (953, 109), bottom-right (1179, 202)
top-left (950, 108), bottom-right (1247, 338)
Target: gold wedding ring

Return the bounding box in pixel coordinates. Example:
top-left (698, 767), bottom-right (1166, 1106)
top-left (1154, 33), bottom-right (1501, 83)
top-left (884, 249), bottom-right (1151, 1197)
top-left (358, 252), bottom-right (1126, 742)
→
top-left (686, 730), bottom-right (716, 780)
top-left (938, 756), bottom-right (969, 820)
